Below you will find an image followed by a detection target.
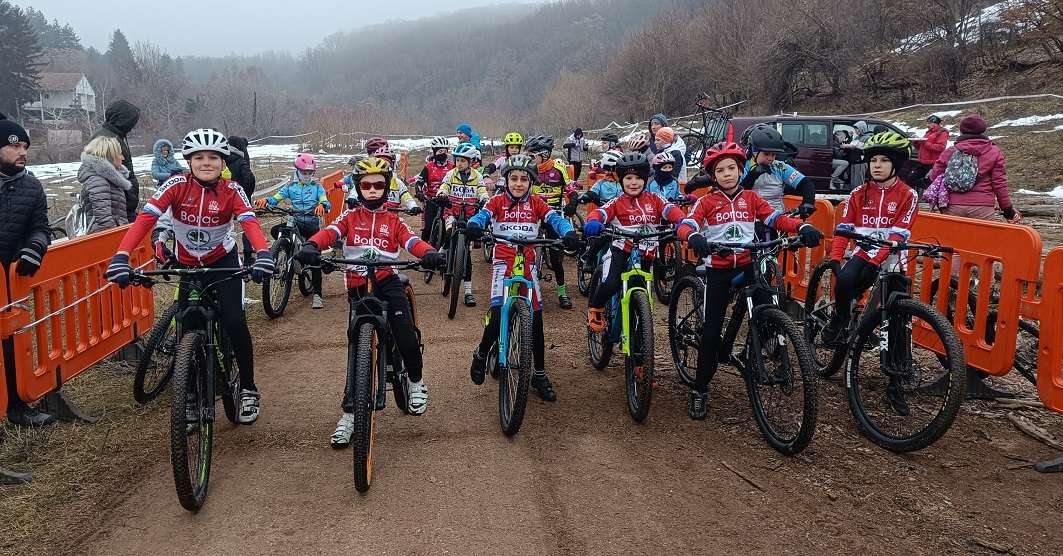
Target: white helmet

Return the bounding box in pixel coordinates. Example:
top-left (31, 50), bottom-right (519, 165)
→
top-left (181, 128), bottom-right (230, 158)
top-left (430, 136), bottom-right (449, 149)
top-left (600, 150), bottom-right (622, 170)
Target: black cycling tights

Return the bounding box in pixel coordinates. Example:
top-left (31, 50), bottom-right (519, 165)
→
top-left (477, 305), bottom-right (545, 373)
top-left (177, 249), bottom-right (256, 391)
top-left (832, 256), bottom-right (879, 327)
top-left (544, 225), bottom-right (566, 287)
top-left (296, 219), bottom-right (323, 295)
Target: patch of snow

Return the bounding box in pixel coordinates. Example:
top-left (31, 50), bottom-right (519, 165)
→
top-left (990, 114), bottom-right (1063, 128)
top-left (931, 110), bottom-right (963, 119)
top-left (1017, 186), bottom-right (1063, 198)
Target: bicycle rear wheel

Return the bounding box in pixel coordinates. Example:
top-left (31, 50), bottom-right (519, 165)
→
top-left (626, 290), bottom-right (655, 422)
top-left (652, 241), bottom-right (677, 305)
top-left (576, 251), bottom-right (593, 297)
top-left (169, 331), bottom-right (212, 512)
top-left (587, 267), bottom-right (614, 369)
top-left (803, 260), bottom-right (847, 377)
top-left (499, 298), bottom-right (533, 436)
top-left (351, 322), bottom-right (378, 492)
top-left (668, 275), bottom-right (703, 386)
top-left (448, 234), bottom-right (467, 319)
top-left (847, 299), bottom-right (966, 452)
top-left (424, 220), bottom-right (443, 284)
top-left (745, 306), bottom-right (817, 455)
top-left (262, 238), bottom-right (294, 319)
top-left (134, 303), bottom-right (179, 404)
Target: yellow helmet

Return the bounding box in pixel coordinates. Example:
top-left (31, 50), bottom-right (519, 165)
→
top-left (503, 132), bottom-right (524, 147)
top-left (353, 156), bottom-right (392, 178)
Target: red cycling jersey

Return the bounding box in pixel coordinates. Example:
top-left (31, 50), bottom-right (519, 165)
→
top-left (677, 187), bottom-right (802, 269)
top-left (309, 206), bottom-right (432, 288)
top-left (586, 191), bottom-right (686, 255)
top-left (830, 179), bottom-right (918, 267)
top-left (119, 173), bottom-right (268, 265)
top-left (418, 159), bottom-right (454, 198)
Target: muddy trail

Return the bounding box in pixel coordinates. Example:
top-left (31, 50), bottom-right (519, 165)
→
top-left (55, 220), bottom-right (1062, 554)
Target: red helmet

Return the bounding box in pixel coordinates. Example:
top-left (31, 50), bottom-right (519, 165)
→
top-left (365, 136), bottom-right (389, 155)
top-left (703, 142), bottom-right (747, 172)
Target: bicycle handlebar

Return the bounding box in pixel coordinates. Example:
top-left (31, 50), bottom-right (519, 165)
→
top-left (711, 234), bottom-right (804, 253)
top-left (130, 266), bottom-right (251, 287)
top-left (320, 257), bottom-right (430, 272)
top-left (601, 226), bottom-right (674, 241)
top-left (256, 205), bottom-right (317, 217)
top-left (834, 228), bottom-right (955, 254)
top-left (489, 234), bottom-right (565, 248)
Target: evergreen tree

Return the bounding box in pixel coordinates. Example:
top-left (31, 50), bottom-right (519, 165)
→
top-left (53, 22), bottom-right (82, 50)
top-left (22, 7), bottom-right (82, 49)
top-left (0, 1), bottom-right (44, 116)
top-left (106, 29), bottom-right (139, 83)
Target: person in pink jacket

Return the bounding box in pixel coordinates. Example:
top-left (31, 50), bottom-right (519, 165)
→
top-left (908, 115), bottom-right (949, 190)
top-left (929, 114), bottom-right (1021, 223)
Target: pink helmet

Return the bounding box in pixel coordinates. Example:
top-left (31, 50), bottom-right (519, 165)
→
top-left (294, 153), bottom-right (317, 171)
top-left (373, 145), bottom-right (396, 164)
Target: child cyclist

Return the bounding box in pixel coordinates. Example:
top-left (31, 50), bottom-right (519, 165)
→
top-left (255, 153), bottom-right (330, 309)
top-left (524, 134), bottom-right (580, 309)
top-left (465, 154), bottom-right (580, 402)
top-left (648, 151), bottom-right (685, 202)
top-left (819, 132), bottom-right (918, 348)
top-left (412, 137), bottom-right (454, 238)
top-left (482, 131), bottom-right (524, 192)
top-left (295, 157), bottom-right (445, 445)
top-left (675, 142), bottom-right (824, 420)
top-left (740, 125), bottom-right (816, 219)
top-left (106, 128), bottom-right (275, 424)
top-left (582, 152), bottom-right (687, 331)
top-left (365, 145), bottom-right (421, 215)
top-left (436, 142), bottom-right (488, 307)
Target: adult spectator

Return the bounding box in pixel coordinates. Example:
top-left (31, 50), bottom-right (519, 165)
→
top-left (563, 128), bottom-right (588, 180)
top-left (0, 120), bottom-right (53, 426)
top-left (92, 100), bottom-right (141, 221)
top-left (150, 139), bottom-right (184, 185)
top-left (456, 122), bottom-right (481, 149)
top-left (929, 114), bottom-right (1020, 223)
top-left (78, 136), bottom-right (133, 234)
top-left (842, 120), bottom-right (873, 185)
top-left (830, 130), bottom-right (851, 189)
top-left (653, 126), bottom-right (688, 183)
top-left (909, 115), bottom-right (949, 191)
top-left (224, 135), bottom-right (258, 261)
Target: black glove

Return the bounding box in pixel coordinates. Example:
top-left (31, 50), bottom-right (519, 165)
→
top-left (687, 233), bottom-right (712, 259)
top-left (562, 231), bottom-right (581, 251)
top-left (582, 191), bottom-right (601, 205)
top-left (1002, 206), bottom-right (1017, 221)
top-left (407, 205), bottom-right (422, 216)
top-left (828, 259), bottom-right (842, 276)
top-left (251, 250), bottom-right (275, 283)
top-left (296, 242), bottom-right (321, 265)
top-left (797, 224), bottom-right (824, 248)
top-left (106, 253), bottom-right (132, 288)
top-left (15, 241), bottom-right (46, 277)
top-left (797, 202), bottom-right (816, 219)
top-left (740, 164), bottom-right (770, 188)
top-left (465, 222), bottom-right (485, 241)
top-left (421, 250), bottom-right (445, 270)
top-left (563, 199), bottom-right (579, 217)
top-left (346, 197), bottom-right (359, 209)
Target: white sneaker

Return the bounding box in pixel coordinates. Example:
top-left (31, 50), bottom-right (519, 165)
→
top-left (331, 412), bottom-right (355, 448)
top-left (312, 294), bottom-right (324, 309)
top-left (407, 378), bottom-right (428, 415)
top-left (238, 389), bottom-right (260, 424)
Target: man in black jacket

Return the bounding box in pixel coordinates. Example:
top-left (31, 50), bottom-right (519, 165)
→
top-left (225, 135), bottom-right (258, 261)
top-left (92, 100), bottom-right (141, 221)
top-left (0, 120), bottom-right (54, 426)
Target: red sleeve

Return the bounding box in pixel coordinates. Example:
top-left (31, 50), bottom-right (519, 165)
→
top-left (752, 192), bottom-right (800, 234)
top-left (829, 197), bottom-right (856, 261)
top-left (677, 198), bottom-right (705, 241)
top-left (590, 196), bottom-right (619, 224)
top-left (117, 211), bottom-right (160, 253)
top-left (990, 150), bottom-right (1012, 210)
top-left (531, 196), bottom-right (553, 221)
top-left (229, 183), bottom-right (268, 252)
top-left (310, 211), bottom-right (348, 250)
top-left (395, 213), bottom-right (432, 258)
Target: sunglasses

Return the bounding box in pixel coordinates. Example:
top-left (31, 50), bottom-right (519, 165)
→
top-left (359, 180), bottom-right (387, 191)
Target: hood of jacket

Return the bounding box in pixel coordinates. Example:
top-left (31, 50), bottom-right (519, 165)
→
top-left (228, 135), bottom-right (250, 154)
top-left (648, 113), bottom-right (668, 134)
top-left (153, 139), bottom-right (178, 163)
top-left (78, 154), bottom-right (132, 191)
top-left (103, 100), bottom-right (141, 136)
top-left (955, 136), bottom-right (996, 157)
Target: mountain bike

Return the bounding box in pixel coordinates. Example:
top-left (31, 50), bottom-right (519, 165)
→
top-left (133, 298), bottom-right (178, 404)
top-left (421, 196), bottom-right (447, 284)
top-left (438, 197), bottom-right (478, 319)
top-left (320, 256), bottom-right (427, 493)
top-left (651, 197), bottom-right (697, 304)
top-left (675, 95), bottom-right (747, 168)
top-left (668, 235), bottom-right (818, 455)
top-left (587, 226), bottom-right (673, 422)
top-left (257, 206), bottom-right (318, 318)
top-left (483, 234), bottom-right (563, 435)
top-left (129, 266), bottom-right (250, 512)
top-left (803, 229), bottom-right (966, 452)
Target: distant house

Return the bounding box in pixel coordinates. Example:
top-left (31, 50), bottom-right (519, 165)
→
top-left (21, 73), bottom-right (97, 126)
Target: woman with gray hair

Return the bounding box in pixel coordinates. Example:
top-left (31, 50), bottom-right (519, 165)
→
top-left (77, 136), bottom-right (133, 234)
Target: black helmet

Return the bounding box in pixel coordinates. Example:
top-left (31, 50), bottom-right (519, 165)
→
top-left (600, 132), bottom-right (620, 145)
top-left (501, 153), bottom-right (539, 183)
top-left (524, 134), bottom-right (554, 156)
top-left (745, 125), bottom-right (790, 154)
top-left (739, 123), bottom-right (774, 147)
top-left (615, 151), bottom-right (651, 181)
top-left (926, 115), bottom-right (942, 124)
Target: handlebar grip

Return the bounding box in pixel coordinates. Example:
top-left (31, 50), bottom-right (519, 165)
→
top-left (834, 228), bottom-right (861, 241)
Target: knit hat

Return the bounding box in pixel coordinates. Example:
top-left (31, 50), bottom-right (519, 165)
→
top-left (456, 123), bottom-right (473, 137)
top-left (959, 115), bottom-right (987, 135)
top-left (655, 126), bottom-right (676, 144)
top-left (0, 120), bottom-right (30, 148)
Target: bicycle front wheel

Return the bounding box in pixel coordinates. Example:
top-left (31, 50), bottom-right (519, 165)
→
top-left (847, 299), bottom-right (966, 452)
top-left (652, 242), bottom-right (677, 305)
top-left (262, 238), bottom-right (294, 319)
top-left (576, 251), bottom-right (593, 297)
top-left (351, 322), bottom-right (379, 492)
top-left (587, 267), bottom-right (614, 369)
top-left (499, 298), bottom-right (533, 436)
top-left (134, 303), bottom-right (179, 404)
top-left (448, 234), bottom-right (467, 319)
top-left (169, 331), bottom-right (212, 512)
top-left (626, 290), bottom-right (655, 422)
top-left (668, 275), bottom-right (704, 386)
top-left (745, 306), bottom-right (818, 455)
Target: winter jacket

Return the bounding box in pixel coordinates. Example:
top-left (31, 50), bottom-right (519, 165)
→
top-left (92, 100), bottom-right (141, 220)
top-left (151, 139), bottom-right (184, 183)
top-left (0, 169), bottom-right (50, 267)
top-left (78, 154), bottom-right (132, 233)
top-left (225, 136), bottom-right (256, 197)
top-left (831, 179), bottom-right (918, 269)
top-left (563, 134), bottom-right (587, 163)
top-left (917, 127), bottom-right (949, 165)
top-left (268, 178), bottom-right (329, 228)
top-left (928, 135), bottom-right (1012, 210)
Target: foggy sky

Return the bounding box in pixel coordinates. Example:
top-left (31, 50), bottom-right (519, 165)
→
top-left (14, 0), bottom-right (544, 56)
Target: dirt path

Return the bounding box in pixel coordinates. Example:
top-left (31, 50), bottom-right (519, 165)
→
top-left (79, 232), bottom-right (1062, 555)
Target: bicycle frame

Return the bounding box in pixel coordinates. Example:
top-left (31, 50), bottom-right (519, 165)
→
top-left (498, 248), bottom-right (537, 369)
top-left (617, 249), bottom-right (654, 356)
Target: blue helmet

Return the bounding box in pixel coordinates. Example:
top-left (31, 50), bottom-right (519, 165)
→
top-left (452, 142), bottom-right (480, 161)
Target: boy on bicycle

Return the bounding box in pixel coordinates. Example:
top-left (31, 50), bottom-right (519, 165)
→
top-left (107, 128), bottom-right (275, 424)
top-left (583, 151), bottom-right (687, 332)
top-left (412, 137), bottom-right (454, 239)
top-left (676, 142), bottom-right (824, 421)
top-left (295, 157), bottom-right (444, 445)
top-left (255, 153), bottom-right (330, 309)
top-left (436, 142), bottom-right (488, 307)
top-left (525, 134), bottom-right (580, 310)
top-left (819, 132), bottom-right (918, 347)
top-left (740, 125), bottom-right (816, 219)
top-left (465, 154), bottom-right (580, 402)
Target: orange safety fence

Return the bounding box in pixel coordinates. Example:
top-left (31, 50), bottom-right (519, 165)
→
top-left (780, 197), bottom-right (836, 302)
top-left (0, 270), bottom-right (8, 421)
top-left (321, 170), bottom-right (346, 225)
top-left (1, 226), bottom-right (155, 403)
top-left (1036, 248), bottom-right (1063, 412)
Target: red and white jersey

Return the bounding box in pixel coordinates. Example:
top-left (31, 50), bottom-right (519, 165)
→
top-left (121, 173), bottom-right (267, 266)
top-left (831, 179), bottom-right (918, 268)
top-left (421, 160), bottom-right (453, 198)
top-left (471, 193), bottom-right (563, 264)
top-left (677, 187), bottom-right (802, 269)
top-left (587, 191), bottom-right (685, 254)
top-left (309, 206), bottom-right (431, 288)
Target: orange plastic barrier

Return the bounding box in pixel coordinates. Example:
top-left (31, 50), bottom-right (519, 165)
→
top-left (5, 226), bottom-right (155, 403)
top-left (780, 197), bottom-right (836, 302)
top-left (0, 270), bottom-right (8, 421)
top-left (1036, 248), bottom-right (1063, 412)
top-left (321, 170), bottom-right (346, 225)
